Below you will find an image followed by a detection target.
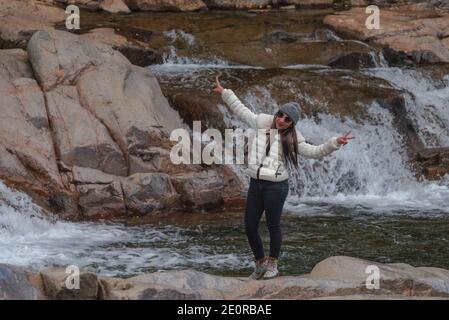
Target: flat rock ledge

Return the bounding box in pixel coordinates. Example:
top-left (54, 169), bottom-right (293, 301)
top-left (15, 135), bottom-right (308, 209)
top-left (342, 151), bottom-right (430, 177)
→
top-left (2, 256), bottom-right (449, 300)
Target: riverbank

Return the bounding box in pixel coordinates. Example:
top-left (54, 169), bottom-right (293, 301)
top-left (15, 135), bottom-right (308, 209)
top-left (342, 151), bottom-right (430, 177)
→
top-left (2, 255), bottom-right (449, 299)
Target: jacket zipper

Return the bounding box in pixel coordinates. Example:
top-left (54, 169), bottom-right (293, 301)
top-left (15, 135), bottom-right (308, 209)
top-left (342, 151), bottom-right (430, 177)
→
top-left (275, 164), bottom-right (281, 178)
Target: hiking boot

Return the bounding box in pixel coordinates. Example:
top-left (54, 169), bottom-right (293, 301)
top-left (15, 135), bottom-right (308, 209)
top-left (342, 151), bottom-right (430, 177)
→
top-left (263, 257), bottom-right (279, 279)
top-left (249, 257), bottom-right (267, 280)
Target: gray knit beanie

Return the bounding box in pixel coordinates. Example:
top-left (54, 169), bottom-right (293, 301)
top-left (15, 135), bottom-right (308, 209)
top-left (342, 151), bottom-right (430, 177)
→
top-left (279, 102), bottom-right (301, 124)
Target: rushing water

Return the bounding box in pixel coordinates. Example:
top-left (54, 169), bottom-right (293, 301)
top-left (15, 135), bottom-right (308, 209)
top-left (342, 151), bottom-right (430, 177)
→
top-left (2, 9), bottom-right (449, 278)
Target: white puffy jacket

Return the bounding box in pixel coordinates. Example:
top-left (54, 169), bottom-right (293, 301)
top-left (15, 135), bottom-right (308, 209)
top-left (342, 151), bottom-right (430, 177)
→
top-left (221, 88), bottom-right (341, 182)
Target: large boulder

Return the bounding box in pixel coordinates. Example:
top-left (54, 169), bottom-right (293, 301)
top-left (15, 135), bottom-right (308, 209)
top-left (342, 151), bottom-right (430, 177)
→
top-left (0, 49), bottom-right (76, 215)
top-left (1, 25), bottom-right (246, 219)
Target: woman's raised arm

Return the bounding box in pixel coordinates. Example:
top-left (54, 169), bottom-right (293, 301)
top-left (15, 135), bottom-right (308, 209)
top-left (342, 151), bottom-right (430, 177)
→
top-left (213, 76), bottom-right (258, 128)
top-left (297, 130), bottom-right (354, 159)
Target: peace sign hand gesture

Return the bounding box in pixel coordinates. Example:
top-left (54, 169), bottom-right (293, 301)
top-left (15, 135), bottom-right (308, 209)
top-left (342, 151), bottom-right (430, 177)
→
top-left (337, 130), bottom-right (355, 145)
top-left (213, 75), bottom-right (224, 94)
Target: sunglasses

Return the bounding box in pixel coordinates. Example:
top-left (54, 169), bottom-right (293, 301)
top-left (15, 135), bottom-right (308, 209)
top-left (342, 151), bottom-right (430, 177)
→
top-left (276, 112), bottom-right (292, 123)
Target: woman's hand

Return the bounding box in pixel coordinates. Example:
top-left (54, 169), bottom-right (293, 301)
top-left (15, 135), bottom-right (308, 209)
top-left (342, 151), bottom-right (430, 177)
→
top-left (337, 130), bottom-right (355, 145)
top-left (213, 76), bottom-right (224, 94)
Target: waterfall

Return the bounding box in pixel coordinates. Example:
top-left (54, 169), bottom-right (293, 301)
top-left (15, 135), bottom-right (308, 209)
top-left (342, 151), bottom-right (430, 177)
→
top-left (363, 67), bottom-right (449, 147)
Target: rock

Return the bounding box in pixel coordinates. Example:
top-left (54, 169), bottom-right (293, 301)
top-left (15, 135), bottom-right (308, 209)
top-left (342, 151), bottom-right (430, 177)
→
top-left (285, 0), bottom-right (334, 9)
top-left (99, 0), bottom-right (131, 13)
top-left (72, 166), bottom-right (125, 218)
top-left (170, 170), bottom-right (226, 211)
top-left (210, 39), bottom-right (374, 68)
top-left (310, 256), bottom-right (449, 297)
top-left (79, 28), bottom-right (162, 67)
top-left (45, 85), bottom-right (128, 176)
top-left (54, 0), bottom-right (102, 11)
top-left (122, 172), bottom-right (180, 215)
top-left (0, 49), bottom-right (77, 216)
top-left (203, 0), bottom-right (271, 9)
top-left (328, 51), bottom-right (378, 69)
top-left (27, 30), bottom-right (130, 91)
top-left (261, 29), bottom-right (342, 43)
top-left (104, 256), bottom-right (449, 299)
top-left (77, 179), bottom-right (126, 218)
top-left (80, 28), bottom-right (130, 48)
top-left (415, 147), bottom-right (449, 180)
top-left (0, 0), bottom-right (65, 49)
top-left (1, 28), bottom-right (245, 219)
top-left (0, 264), bottom-right (44, 299)
top-left (5, 256), bottom-right (449, 299)
top-left (323, 4), bottom-right (449, 65)
top-left (123, 0), bottom-right (207, 11)
top-left (40, 267), bottom-right (106, 299)
top-left (116, 44), bottom-right (162, 67)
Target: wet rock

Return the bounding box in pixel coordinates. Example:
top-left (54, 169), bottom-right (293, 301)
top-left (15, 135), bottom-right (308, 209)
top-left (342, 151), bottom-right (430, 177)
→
top-left (210, 39), bottom-right (373, 68)
top-left (415, 147), bottom-right (449, 180)
top-left (328, 51), bottom-right (378, 69)
top-left (170, 170), bottom-right (226, 211)
top-left (262, 29), bottom-right (342, 43)
top-left (122, 172), bottom-right (180, 215)
top-left (0, 264), bottom-right (44, 300)
top-left (324, 4), bottom-right (449, 65)
top-left (116, 44), bottom-right (162, 66)
top-left (123, 0), bottom-right (207, 11)
top-left (203, 0), bottom-right (271, 9)
top-left (72, 166), bottom-right (125, 218)
top-left (77, 180), bottom-right (126, 218)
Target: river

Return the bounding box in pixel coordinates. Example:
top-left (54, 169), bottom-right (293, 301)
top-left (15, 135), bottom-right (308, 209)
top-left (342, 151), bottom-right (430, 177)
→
top-left (1, 8), bottom-right (449, 278)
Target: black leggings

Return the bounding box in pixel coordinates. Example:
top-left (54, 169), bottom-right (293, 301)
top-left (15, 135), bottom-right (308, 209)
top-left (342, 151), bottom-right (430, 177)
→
top-left (244, 177), bottom-right (289, 261)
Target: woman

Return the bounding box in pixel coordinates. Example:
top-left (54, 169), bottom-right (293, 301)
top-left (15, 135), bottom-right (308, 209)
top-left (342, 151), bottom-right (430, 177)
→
top-left (213, 76), bottom-right (354, 280)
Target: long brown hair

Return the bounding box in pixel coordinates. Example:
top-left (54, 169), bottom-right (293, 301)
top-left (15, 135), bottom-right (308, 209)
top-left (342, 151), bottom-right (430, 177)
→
top-left (266, 115), bottom-right (299, 170)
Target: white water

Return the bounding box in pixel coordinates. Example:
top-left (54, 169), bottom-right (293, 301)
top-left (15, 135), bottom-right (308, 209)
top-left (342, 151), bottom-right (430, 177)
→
top-left (363, 67), bottom-right (449, 147)
top-left (0, 181), bottom-right (249, 276)
top-left (206, 65), bottom-right (449, 216)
